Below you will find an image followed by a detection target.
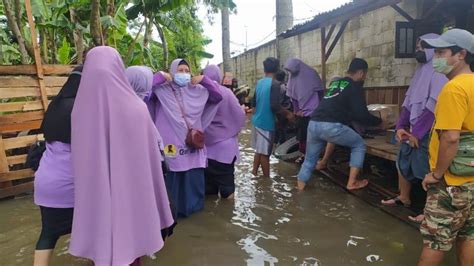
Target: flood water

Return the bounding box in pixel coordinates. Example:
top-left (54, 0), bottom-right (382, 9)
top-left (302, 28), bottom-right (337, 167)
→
top-left (0, 121), bottom-right (456, 265)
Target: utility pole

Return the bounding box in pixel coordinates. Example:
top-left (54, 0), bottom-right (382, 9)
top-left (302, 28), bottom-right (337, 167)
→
top-left (276, 0), bottom-right (293, 60)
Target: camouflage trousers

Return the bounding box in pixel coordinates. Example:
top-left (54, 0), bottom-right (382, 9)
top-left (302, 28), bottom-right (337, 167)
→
top-left (420, 179), bottom-right (474, 251)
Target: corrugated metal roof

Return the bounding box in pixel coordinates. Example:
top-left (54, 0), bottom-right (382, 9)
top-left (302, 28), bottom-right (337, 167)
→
top-left (279, 0), bottom-right (401, 38)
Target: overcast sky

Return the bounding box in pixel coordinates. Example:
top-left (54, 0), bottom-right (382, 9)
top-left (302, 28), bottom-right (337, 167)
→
top-left (197, 0), bottom-right (352, 65)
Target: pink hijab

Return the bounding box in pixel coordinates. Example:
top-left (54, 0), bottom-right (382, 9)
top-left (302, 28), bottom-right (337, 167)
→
top-left (70, 46), bottom-right (174, 265)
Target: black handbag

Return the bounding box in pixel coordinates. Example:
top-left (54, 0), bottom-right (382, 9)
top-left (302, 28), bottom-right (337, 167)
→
top-left (25, 141), bottom-right (46, 171)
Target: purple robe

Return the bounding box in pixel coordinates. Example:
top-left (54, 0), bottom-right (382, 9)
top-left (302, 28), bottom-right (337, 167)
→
top-left (203, 65), bottom-right (246, 164)
top-left (284, 58), bottom-right (324, 116)
top-left (396, 33), bottom-right (448, 139)
top-left (70, 47), bottom-right (174, 265)
top-left (150, 59), bottom-right (222, 172)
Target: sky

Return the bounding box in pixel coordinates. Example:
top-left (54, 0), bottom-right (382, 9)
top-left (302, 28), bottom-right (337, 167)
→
top-left (197, 0), bottom-right (353, 66)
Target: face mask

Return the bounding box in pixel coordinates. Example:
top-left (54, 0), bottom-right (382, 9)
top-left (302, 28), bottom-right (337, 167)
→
top-left (415, 51), bottom-right (427, 63)
top-left (432, 58), bottom-right (454, 75)
top-left (174, 73), bottom-right (191, 86)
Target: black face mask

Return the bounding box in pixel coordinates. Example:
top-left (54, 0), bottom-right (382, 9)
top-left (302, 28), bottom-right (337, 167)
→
top-left (415, 50), bottom-right (427, 63)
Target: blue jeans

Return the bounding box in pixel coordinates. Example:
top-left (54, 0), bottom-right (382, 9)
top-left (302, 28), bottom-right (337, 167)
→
top-left (297, 121), bottom-right (366, 183)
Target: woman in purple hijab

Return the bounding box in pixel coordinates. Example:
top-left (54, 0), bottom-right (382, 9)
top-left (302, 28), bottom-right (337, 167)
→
top-left (70, 46), bottom-right (174, 265)
top-left (149, 58), bottom-right (223, 218)
top-left (284, 58), bottom-right (324, 161)
top-left (126, 66), bottom-right (154, 100)
top-left (202, 64), bottom-right (246, 199)
top-left (381, 34), bottom-right (448, 223)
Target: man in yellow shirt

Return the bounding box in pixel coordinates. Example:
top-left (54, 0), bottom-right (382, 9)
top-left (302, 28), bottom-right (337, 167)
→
top-left (418, 29), bottom-right (474, 266)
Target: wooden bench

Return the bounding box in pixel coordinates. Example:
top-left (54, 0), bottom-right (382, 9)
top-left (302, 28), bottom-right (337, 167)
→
top-left (365, 136), bottom-right (398, 162)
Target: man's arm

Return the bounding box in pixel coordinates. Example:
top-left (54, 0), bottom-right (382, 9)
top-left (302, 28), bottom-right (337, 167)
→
top-left (433, 130), bottom-right (460, 178)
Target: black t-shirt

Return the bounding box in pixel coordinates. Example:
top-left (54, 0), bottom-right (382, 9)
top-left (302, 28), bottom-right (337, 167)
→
top-left (311, 77), bottom-right (381, 126)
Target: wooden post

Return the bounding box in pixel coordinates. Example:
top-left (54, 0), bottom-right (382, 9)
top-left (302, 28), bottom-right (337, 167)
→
top-left (320, 26), bottom-right (327, 87)
top-left (24, 0), bottom-right (49, 111)
top-left (0, 137), bottom-right (11, 189)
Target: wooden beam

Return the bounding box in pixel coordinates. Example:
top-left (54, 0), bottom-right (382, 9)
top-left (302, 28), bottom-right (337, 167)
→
top-left (422, 0), bottom-right (447, 19)
top-left (24, 0), bottom-right (49, 111)
top-left (0, 168), bottom-right (34, 182)
top-left (325, 20), bottom-right (349, 59)
top-left (324, 23), bottom-right (337, 44)
top-left (3, 134), bottom-right (44, 150)
top-left (320, 26), bottom-right (327, 87)
top-left (391, 4), bottom-right (414, 22)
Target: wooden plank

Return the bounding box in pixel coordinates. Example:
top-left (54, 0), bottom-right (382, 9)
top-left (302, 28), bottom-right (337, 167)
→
top-left (365, 137), bottom-right (398, 161)
top-left (0, 76), bottom-right (67, 88)
top-left (320, 26), bottom-right (327, 87)
top-left (0, 168), bottom-right (33, 182)
top-left (0, 86), bottom-right (62, 99)
top-left (3, 134), bottom-right (44, 150)
top-left (7, 154), bottom-right (27, 165)
top-left (0, 65), bottom-right (74, 75)
top-left (25, 0), bottom-right (49, 110)
top-left (0, 137), bottom-right (12, 189)
top-left (0, 120), bottom-right (42, 133)
top-left (0, 181), bottom-right (34, 199)
top-left (0, 100), bottom-right (45, 112)
top-left (0, 111), bottom-right (44, 125)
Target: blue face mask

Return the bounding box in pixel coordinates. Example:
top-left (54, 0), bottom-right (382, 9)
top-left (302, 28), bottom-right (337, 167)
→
top-left (174, 73), bottom-right (191, 86)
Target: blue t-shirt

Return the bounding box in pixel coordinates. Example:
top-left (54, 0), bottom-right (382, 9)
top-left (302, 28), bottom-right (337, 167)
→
top-left (252, 77), bottom-right (275, 131)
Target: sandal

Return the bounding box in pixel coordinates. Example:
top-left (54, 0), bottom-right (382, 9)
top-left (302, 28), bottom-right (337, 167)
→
top-left (408, 214), bottom-right (424, 224)
top-left (381, 197), bottom-right (411, 207)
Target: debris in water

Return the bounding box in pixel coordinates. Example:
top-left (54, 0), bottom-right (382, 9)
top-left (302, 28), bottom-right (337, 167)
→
top-left (366, 255), bottom-right (381, 262)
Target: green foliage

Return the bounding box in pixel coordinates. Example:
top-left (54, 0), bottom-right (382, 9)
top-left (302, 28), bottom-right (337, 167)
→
top-left (58, 37), bottom-right (72, 64)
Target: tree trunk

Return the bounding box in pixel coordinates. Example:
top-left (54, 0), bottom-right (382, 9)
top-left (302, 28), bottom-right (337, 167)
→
top-left (69, 8), bottom-right (85, 64)
top-left (90, 0), bottom-right (102, 46)
top-left (125, 19), bottom-right (146, 65)
top-left (2, 0), bottom-right (30, 63)
top-left (14, 0), bottom-right (21, 29)
top-left (143, 17), bottom-right (154, 48)
top-left (39, 19), bottom-right (49, 63)
top-left (155, 22), bottom-right (169, 70)
top-left (221, 5), bottom-right (232, 73)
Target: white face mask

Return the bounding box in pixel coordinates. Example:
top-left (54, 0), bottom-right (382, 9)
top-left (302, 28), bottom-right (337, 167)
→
top-left (432, 57), bottom-right (454, 75)
top-left (174, 73), bottom-right (191, 86)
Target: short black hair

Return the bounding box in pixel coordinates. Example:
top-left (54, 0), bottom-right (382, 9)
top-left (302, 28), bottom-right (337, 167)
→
top-left (448, 46), bottom-right (474, 69)
top-left (348, 58), bottom-right (369, 73)
top-left (275, 70), bottom-right (286, 82)
top-left (263, 57), bottom-right (280, 74)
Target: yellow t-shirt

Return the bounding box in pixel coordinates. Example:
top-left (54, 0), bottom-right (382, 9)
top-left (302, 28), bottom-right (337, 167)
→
top-left (429, 73), bottom-right (474, 186)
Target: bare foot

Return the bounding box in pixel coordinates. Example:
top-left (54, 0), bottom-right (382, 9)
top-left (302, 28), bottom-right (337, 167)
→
top-left (252, 169), bottom-right (258, 176)
top-left (315, 160), bottom-right (327, 171)
top-left (408, 214), bottom-right (424, 223)
top-left (346, 179), bottom-right (369, 190)
top-left (296, 180), bottom-right (306, 191)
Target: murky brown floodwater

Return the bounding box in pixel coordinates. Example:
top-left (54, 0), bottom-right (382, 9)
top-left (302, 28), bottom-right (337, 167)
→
top-left (0, 120), bottom-right (456, 265)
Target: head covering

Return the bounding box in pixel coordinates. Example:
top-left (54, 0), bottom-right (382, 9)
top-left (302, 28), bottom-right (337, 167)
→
top-left (126, 66), bottom-right (154, 99)
top-left (170, 58), bottom-right (189, 77)
top-left (70, 46), bottom-right (174, 265)
top-left (150, 58), bottom-right (220, 172)
top-left (41, 66), bottom-right (82, 143)
top-left (422, 28), bottom-right (474, 53)
top-left (284, 58), bottom-right (324, 108)
top-left (403, 33), bottom-right (449, 124)
top-left (203, 65), bottom-right (245, 144)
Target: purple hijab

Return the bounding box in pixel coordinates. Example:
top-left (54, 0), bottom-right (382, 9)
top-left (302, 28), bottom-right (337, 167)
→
top-left (126, 66), bottom-right (154, 99)
top-left (151, 59), bottom-right (221, 172)
top-left (403, 33), bottom-right (448, 124)
top-left (284, 58), bottom-right (324, 108)
top-left (203, 64), bottom-right (245, 144)
top-left (70, 47), bottom-right (174, 265)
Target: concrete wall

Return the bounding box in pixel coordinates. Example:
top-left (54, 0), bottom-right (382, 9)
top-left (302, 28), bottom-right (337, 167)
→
top-left (229, 0), bottom-right (420, 89)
